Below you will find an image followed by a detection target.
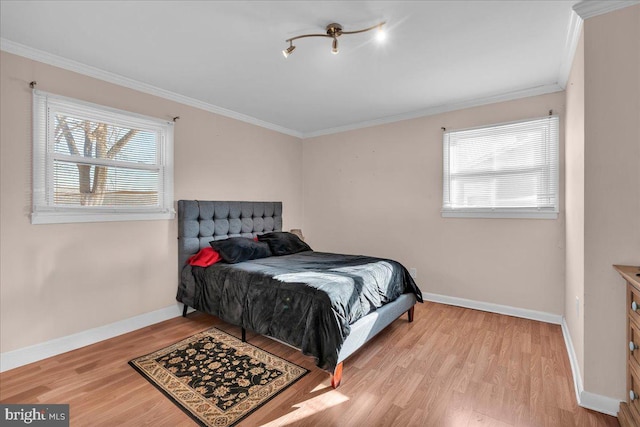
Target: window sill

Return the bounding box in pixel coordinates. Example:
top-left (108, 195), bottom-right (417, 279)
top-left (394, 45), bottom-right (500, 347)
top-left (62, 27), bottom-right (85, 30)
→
top-left (31, 210), bottom-right (176, 225)
top-left (441, 210), bottom-right (558, 219)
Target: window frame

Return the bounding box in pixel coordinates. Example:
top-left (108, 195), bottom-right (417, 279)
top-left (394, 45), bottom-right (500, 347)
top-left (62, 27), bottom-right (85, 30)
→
top-left (32, 90), bottom-right (175, 224)
top-left (441, 115), bottom-right (559, 220)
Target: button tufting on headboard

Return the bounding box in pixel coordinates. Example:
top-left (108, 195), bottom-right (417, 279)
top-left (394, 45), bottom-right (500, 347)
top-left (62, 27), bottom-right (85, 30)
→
top-left (177, 200), bottom-right (283, 269)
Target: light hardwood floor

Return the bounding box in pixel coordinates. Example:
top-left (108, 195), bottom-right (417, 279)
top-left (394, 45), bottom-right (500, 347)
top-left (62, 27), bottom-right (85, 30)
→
top-left (0, 302), bottom-right (620, 426)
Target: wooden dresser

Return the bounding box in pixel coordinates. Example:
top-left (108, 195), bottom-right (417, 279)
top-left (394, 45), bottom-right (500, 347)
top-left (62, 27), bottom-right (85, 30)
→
top-left (616, 264), bottom-right (640, 427)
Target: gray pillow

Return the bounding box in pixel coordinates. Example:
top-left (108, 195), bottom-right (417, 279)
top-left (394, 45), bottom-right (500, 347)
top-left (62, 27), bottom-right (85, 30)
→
top-left (210, 237), bottom-right (272, 263)
top-left (257, 232), bottom-right (312, 256)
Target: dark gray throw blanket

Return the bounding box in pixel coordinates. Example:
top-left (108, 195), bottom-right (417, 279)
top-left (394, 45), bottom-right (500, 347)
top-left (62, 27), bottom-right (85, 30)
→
top-left (179, 251), bottom-right (423, 371)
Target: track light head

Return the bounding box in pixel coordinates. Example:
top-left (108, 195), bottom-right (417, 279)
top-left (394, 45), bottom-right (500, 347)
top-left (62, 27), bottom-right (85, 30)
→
top-left (376, 24), bottom-right (386, 42)
top-left (282, 43), bottom-right (296, 58)
top-left (331, 38), bottom-right (339, 55)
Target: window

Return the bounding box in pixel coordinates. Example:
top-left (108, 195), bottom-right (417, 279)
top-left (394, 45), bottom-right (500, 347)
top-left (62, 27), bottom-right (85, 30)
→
top-left (32, 90), bottom-right (174, 224)
top-left (442, 115), bottom-right (559, 219)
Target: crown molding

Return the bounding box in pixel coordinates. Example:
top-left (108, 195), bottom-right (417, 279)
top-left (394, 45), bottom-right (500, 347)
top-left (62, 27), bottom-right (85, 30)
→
top-left (1, 35), bottom-right (569, 141)
top-left (0, 38), bottom-right (303, 139)
top-left (302, 83), bottom-right (564, 139)
top-left (557, 10), bottom-right (583, 89)
top-left (573, 0), bottom-right (640, 19)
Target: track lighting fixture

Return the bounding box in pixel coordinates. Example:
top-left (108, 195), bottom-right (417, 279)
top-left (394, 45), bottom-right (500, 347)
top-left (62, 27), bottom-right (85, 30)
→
top-left (282, 21), bottom-right (386, 58)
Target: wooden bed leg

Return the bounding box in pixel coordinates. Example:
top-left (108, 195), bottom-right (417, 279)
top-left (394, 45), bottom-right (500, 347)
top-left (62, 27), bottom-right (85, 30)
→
top-left (182, 304), bottom-right (189, 317)
top-left (407, 306), bottom-right (415, 323)
top-left (241, 328), bottom-right (246, 342)
top-left (331, 362), bottom-right (343, 389)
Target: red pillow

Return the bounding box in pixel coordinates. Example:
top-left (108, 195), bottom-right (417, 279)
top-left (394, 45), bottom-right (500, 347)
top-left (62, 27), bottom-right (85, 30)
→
top-left (187, 247), bottom-right (222, 267)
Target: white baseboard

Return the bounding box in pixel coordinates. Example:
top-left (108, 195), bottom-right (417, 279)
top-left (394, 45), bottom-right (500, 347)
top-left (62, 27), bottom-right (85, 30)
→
top-left (1, 293), bottom-right (624, 417)
top-left (423, 292), bottom-right (620, 417)
top-left (560, 318), bottom-right (584, 403)
top-left (560, 319), bottom-right (621, 417)
top-left (579, 390), bottom-right (620, 417)
top-left (422, 292), bottom-right (563, 324)
top-left (0, 303), bottom-right (193, 372)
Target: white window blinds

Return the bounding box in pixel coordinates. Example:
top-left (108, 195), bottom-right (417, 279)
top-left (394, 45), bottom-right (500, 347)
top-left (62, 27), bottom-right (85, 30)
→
top-left (442, 115), bottom-right (559, 219)
top-left (32, 90), bottom-right (174, 224)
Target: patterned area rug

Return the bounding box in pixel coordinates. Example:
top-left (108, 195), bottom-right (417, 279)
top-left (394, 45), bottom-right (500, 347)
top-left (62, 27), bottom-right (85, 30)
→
top-left (129, 327), bottom-right (308, 426)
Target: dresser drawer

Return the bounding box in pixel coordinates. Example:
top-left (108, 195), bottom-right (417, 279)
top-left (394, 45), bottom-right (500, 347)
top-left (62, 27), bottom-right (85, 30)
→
top-left (619, 402), bottom-right (635, 427)
top-left (628, 284), bottom-right (640, 327)
top-left (630, 321), bottom-right (640, 368)
top-left (628, 361), bottom-right (640, 420)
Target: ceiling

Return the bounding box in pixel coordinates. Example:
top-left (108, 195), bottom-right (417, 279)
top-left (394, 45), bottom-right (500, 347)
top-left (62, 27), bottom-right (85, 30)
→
top-left (0, 1), bottom-right (582, 137)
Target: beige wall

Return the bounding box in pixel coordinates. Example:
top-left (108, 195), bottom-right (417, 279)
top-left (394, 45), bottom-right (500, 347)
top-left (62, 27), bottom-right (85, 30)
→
top-left (565, 29), bottom-right (585, 383)
top-left (303, 92), bottom-right (566, 315)
top-left (3, 6), bottom-right (638, 406)
top-left (0, 52), bottom-right (303, 353)
top-left (583, 5), bottom-right (640, 399)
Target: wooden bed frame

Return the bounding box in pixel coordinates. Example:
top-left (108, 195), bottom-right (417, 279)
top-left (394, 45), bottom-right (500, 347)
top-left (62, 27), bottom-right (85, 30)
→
top-left (176, 200), bottom-right (417, 388)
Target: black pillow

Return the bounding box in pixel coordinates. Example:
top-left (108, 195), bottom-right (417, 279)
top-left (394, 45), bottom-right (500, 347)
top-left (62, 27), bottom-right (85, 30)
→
top-left (257, 232), bottom-right (312, 256)
top-left (210, 237), bottom-right (272, 264)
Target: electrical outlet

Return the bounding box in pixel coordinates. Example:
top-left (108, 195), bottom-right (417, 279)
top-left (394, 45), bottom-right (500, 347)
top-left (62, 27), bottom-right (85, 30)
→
top-left (575, 296), bottom-right (580, 317)
top-left (409, 268), bottom-right (417, 279)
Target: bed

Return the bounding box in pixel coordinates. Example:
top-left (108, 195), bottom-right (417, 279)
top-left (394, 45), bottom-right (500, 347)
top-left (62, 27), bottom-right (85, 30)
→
top-left (177, 200), bottom-right (422, 387)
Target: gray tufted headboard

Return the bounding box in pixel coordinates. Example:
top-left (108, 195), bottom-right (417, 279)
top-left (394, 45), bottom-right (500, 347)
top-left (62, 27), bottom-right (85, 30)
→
top-left (177, 200), bottom-right (283, 268)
